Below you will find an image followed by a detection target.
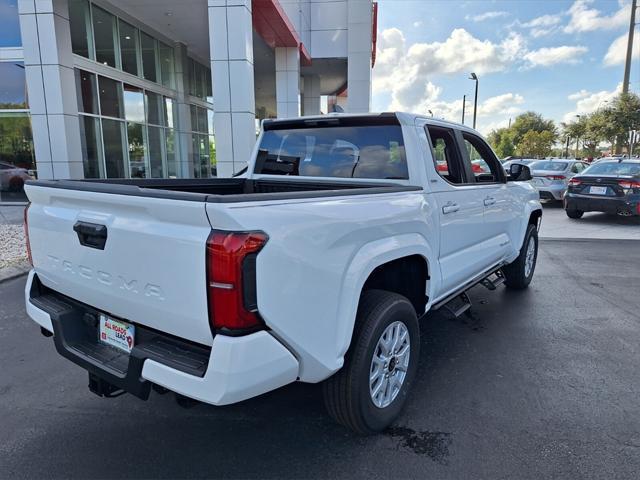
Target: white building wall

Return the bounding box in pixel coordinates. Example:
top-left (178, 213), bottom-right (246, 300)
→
top-left (275, 47), bottom-right (301, 118)
top-left (346, 0), bottom-right (372, 113)
top-left (18, 0), bottom-right (84, 179)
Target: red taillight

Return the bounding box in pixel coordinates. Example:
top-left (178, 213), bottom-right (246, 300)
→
top-left (206, 230), bottom-right (268, 333)
top-left (24, 203), bottom-right (32, 266)
top-left (618, 180), bottom-right (640, 190)
top-left (546, 175), bottom-right (566, 181)
top-left (568, 178), bottom-right (581, 187)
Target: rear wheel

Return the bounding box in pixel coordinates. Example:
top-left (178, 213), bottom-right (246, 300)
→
top-left (323, 290), bottom-right (420, 434)
top-left (566, 208), bottom-right (584, 219)
top-left (503, 223), bottom-right (538, 290)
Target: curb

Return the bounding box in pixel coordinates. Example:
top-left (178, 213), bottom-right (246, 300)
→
top-left (0, 261), bottom-right (31, 284)
top-left (540, 237), bottom-right (640, 243)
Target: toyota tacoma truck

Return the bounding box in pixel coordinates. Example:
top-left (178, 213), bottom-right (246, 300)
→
top-left (23, 113), bottom-right (542, 434)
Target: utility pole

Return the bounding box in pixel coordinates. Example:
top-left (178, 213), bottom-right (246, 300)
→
top-left (461, 95), bottom-right (466, 124)
top-left (623, 0), bottom-right (637, 94)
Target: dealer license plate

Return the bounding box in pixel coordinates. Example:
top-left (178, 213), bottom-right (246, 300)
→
top-left (99, 314), bottom-right (135, 353)
top-left (589, 186), bottom-right (607, 195)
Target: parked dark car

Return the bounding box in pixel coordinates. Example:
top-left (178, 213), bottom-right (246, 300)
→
top-left (564, 159), bottom-right (640, 218)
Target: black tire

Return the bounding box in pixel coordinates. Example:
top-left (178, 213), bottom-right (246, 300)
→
top-left (323, 290), bottom-right (420, 434)
top-left (503, 223), bottom-right (538, 290)
top-left (566, 208), bottom-right (584, 219)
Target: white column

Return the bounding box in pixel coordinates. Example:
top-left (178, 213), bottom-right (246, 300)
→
top-left (208, 0), bottom-right (256, 177)
top-left (302, 75), bottom-right (321, 116)
top-left (346, 0), bottom-right (372, 113)
top-left (18, 0), bottom-right (83, 179)
top-left (275, 47), bottom-right (300, 118)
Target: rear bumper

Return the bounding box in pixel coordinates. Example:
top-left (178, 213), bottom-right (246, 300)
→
top-left (24, 270), bottom-right (299, 405)
top-left (564, 194), bottom-right (640, 216)
top-left (537, 184), bottom-right (565, 200)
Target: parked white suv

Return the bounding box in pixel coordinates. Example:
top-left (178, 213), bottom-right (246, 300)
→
top-left (23, 113), bottom-right (542, 434)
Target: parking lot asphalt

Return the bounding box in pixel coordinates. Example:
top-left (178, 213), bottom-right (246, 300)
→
top-left (1, 240), bottom-right (639, 479)
top-left (538, 201), bottom-right (640, 240)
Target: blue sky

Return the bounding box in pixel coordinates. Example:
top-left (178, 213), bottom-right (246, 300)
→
top-left (372, 0), bottom-right (639, 134)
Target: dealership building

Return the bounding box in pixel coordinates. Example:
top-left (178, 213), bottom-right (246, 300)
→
top-left (0, 0), bottom-right (376, 199)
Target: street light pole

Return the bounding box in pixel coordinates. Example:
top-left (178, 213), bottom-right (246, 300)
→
top-left (461, 95), bottom-right (466, 124)
top-left (623, 0), bottom-right (637, 94)
top-left (469, 73), bottom-right (479, 129)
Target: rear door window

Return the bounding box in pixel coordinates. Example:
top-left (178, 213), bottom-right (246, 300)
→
top-left (254, 124), bottom-right (408, 179)
top-left (425, 126), bottom-right (465, 184)
top-left (461, 132), bottom-right (504, 183)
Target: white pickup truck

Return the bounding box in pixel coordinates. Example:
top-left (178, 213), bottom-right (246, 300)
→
top-left (24, 113), bottom-right (542, 434)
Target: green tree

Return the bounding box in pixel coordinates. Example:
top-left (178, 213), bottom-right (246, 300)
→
top-left (516, 130), bottom-right (555, 158)
top-left (510, 111), bottom-right (557, 146)
top-left (487, 127), bottom-right (515, 158)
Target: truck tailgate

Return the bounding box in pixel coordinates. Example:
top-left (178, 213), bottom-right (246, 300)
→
top-left (25, 184), bottom-right (214, 346)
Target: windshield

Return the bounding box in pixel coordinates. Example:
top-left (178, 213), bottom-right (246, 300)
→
top-left (254, 125), bottom-right (408, 179)
top-left (531, 161), bottom-right (568, 171)
top-left (583, 162), bottom-right (640, 176)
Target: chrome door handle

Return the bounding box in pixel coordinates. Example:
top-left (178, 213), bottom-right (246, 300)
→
top-left (484, 197), bottom-right (496, 206)
top-left (442, 203), bottom-right (459, 214)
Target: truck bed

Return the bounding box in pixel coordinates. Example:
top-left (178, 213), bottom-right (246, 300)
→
top-left (28, 178), bottom-right (421, 203)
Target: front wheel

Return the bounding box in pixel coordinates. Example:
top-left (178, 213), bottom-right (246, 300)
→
top-left (503, 223), bottom-right (538, 290)
top-left (323, 290), bottom-right (420, 434)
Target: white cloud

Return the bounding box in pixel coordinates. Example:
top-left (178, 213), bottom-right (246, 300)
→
top-left (413, 21), bottom-right (423, 28)
top-left (373, 28), bottom-right (527, 112)
top-left (564, 0), bottom-right (630, 34)
top-left (523, 45), bottom-right (588, 67)
top-left (478, 93), bottom-right (525, 116)
top-left (563, 84), bottom-right (622, 122)
top-left (465, 11), bottom-right (509, 22)
top-left (604, 33), bottom-right (639, 66)
top-left (523, 14), bottom-right (562, 28)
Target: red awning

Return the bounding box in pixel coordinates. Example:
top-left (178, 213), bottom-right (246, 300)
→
top-left (252, 0), bottom-right (312, 66)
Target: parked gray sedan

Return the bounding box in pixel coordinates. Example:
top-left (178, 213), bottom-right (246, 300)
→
top-left (530, 159), bottom-right (589, 201)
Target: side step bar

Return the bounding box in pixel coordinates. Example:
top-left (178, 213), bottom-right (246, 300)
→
top-left (434, 268), bottom-right (505, 318)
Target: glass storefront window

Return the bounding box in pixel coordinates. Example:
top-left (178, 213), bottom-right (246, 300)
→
top-left (119, 20), bottom-right (139, 76)
top-left (69, 0), bottom-right (92, 58)
top-left (75, 69), bottom-right (98, 114)
top-left (98, 75), bottom-right (123, 118)
top-left (145, 91), bottom-right (163, 126)
top-left (79, 115), bottom-right (103, 178)
top-left (127, 122), bottom-right (146, 178)
top-left (147, 126), bottom-right (163, 178)
top-left (197, 107), bottom-right (207, 134)
top-left (0, 62), bottom-right (28, 109)
top-left (0, 0), bottom-right (21, 47)
top-left (207, 110), bottom-right (214, 136)
top-left (92, 6), bottom-right (117, 68)
top-left (209, 135), bottom-right (216, 175)
top-left (123, 84), bottom-right (144, 123)
top-left (140, 32), bottom-right (157, 83)
top-left (159, 42), bottom-right (175, 89)
top-left (165, 129), bottom-right (176, 178)
top-left (0, 113), bottom-right (35, 171)
top-left (101, 118), bottom-right (126, 178)
top-left (164, 97), bottom-right (175, 128)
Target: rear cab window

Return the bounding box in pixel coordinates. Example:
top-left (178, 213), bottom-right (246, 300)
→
top-left (254, 117), bottom-right (408, 180)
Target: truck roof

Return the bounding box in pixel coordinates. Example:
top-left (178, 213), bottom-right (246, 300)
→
top-left (262, 112), bottom-right (482, 136)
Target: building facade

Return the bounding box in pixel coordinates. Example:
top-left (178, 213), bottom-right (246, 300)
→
top-left (0, 0), bottom-right (375, 201)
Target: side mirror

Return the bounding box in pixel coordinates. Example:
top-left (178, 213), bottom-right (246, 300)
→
top-left (508, 164), bottom-right (532, 181)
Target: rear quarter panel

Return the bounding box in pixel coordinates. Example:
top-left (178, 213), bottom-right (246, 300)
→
top-left (206, 191), bottom-right (437, 382)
